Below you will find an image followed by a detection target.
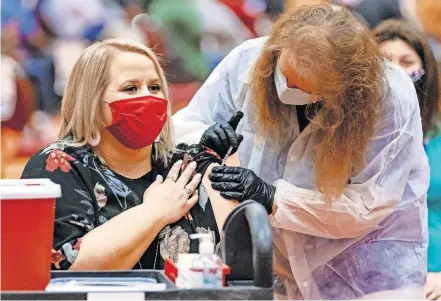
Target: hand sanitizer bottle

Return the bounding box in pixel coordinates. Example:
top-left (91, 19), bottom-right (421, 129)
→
top-left (189, 234), bottom-right (223, 288)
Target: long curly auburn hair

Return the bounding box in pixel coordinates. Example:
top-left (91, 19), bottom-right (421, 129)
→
top-left (249, 4), bottom-right (384, 200)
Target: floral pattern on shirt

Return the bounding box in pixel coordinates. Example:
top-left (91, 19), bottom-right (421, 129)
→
top-left (61, 242), bottom-right (80, 264)
top-left (51, 249), bottom-right (65, 269)
top-left (72, 238), bottom-right (82, 251)
top-left (22, 143), bottom-right (220, 270)
top-left (45, 149), bottom-right (76, 172)
top-left (159, 225), bottom-right (191, 263)
top-left (99, 167), bottom-right (133, 210)
top-left (94, 183), bottom-right (107, 208)
top-left (68, 213), bottom-right (94, 232)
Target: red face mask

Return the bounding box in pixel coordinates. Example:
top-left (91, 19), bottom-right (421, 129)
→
top-left (106, 95), bottom-right (168, 149)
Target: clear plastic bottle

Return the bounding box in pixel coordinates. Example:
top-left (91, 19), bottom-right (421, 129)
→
top-left (189, 234), bottom-right (223, 288)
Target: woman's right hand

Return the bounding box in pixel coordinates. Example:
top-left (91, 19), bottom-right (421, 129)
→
top-left (199, 111), bottom-right (244, 158)
top-left (143, 160), bottom-right (201, 225)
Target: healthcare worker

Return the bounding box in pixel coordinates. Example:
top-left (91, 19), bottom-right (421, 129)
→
top-left (173, 3), bottom-right (429, 300)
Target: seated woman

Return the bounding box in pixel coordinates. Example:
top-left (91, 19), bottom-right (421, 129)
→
top-left (21, 39), bottom-right (233, 270)
top-left (373, 19), bottom-right (441, 300)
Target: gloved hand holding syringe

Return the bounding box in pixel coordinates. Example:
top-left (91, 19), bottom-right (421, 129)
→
top-left (198, 111), bottom-right (244, 211)
top-left (200, 112), bottom-right (244, 159)
top-left (198, 112), bottom-right (244, 231)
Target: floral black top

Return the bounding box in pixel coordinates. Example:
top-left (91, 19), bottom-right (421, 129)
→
top-left (21, 143), bottom-right (219, 270)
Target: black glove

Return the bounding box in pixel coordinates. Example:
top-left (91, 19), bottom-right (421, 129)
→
top-left (200, 111), bottom-right (244, 158)
top-left (209, 166), bottom-right (275, 214)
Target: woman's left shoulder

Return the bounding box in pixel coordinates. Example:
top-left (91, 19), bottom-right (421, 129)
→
top-left (21, 142), bottom-right (95, 178)
top-left (38, 142), bottom-right (93, 160)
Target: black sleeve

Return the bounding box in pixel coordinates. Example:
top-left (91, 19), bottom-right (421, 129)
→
top-left (167, 143), bottom-right (222, 178)
top-left (21, 147), bottom-right (97, 270)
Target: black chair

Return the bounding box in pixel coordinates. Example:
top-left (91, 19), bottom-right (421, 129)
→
top-left (221, 200), bottom-right (273, 288)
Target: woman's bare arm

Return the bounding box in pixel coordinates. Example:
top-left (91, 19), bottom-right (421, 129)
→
top-left (203, 154), bottom-right (240, 230)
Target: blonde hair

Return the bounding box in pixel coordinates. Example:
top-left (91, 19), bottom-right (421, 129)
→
top-left (58, 39), bottom-right (174, 163)
top-left (249, 4), bottom-right (383, 200)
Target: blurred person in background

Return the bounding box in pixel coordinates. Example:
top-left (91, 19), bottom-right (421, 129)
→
top-left (414, 0), bottom-right (441, 45)
top-left (1, 0), bottom-right (38, 176)
top-left (219, 0), bottom-right (283, 36)
top-left (284, 0), bottom-right (328, 12)
top-left (174, 4), bottom-right (429, 299)
top-left (332, 0), bottom-right (401, 28)
top-left (1, 0), bottom-right (60, 119)
top-left (137, 0), bottom-right (258, 113)
top-left (140, 0), bottom-right (208, 82)
top-left (265, 0), bottom-right (285, 20)
top-left (191, 0), bottom-right (254, 72)
top-left (374, 20), bottom-right (439, 135)
top-left (1, 0), bottom-right (147, 175)
top-left (142, 0), bottom-right (254, 82)
top-left (333, 0), bottom-right (441, 62)
top-left (414, 0), bottom-right (441, 63)
top-left (220, 0), bottom-right (264, 36)
top-left (373, 19), bottom-right (441, 301)
top-left (38, 0), bottom-right (145, 97)
top-left (1, 43), bottom-right (36, 178)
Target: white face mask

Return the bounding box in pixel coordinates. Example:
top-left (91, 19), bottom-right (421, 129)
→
top-left (274, 64), bottom-right (322, 105)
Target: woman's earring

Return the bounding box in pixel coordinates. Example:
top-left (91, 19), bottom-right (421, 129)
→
top-left (89, 133), bottom-right (101, 146)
